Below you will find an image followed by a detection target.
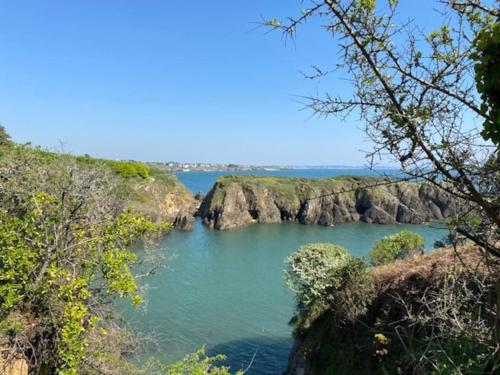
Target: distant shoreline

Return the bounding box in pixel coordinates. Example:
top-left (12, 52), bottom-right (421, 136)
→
top-left (148, 162), bottom-right (399, 174)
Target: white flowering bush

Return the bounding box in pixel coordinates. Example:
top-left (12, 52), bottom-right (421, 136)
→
top-left (285, 243), bottom-right (375, 330)
top-left (285, 243), bottom-right (351, 308)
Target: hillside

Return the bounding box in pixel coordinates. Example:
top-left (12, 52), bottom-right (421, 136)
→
top-left (74, 155), bottom-right (197, 230)
top-left (1, 146), bottom-right (197, 230)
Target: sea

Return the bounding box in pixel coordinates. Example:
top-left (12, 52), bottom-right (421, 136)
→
top-left (124, 169), bottom-right (447, 374)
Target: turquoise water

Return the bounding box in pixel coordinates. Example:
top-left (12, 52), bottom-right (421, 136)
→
top-left (175, 168), bottom-right (401, 194)
top-left (128, 220), bottom-right (447, 374)
top-left (125, 169), bottom-right (446, 374)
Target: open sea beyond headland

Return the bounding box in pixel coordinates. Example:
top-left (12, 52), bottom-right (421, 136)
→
top-left (174, 168), bottom-right (402, 194)
top-left (125, 169), bottom-right (446, 374)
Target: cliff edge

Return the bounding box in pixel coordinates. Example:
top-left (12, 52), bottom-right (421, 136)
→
top-left (199, 175), bottom-right (453, 230)
top-left (127, 169), bottom-right (197, 230)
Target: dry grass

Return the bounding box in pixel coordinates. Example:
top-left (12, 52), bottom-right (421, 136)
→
top-left (372, 245), bottom-right (497, 304)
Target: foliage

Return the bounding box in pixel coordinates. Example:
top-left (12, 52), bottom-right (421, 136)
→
top-left (285, 243), bottom-right (374, 331)
top-left (265, 0), bottom-right (500, 259)
top-left (108, 160), bottom-right (150, 178)
top-left (0, 145), bottom-right (168, 374)
top-left (471, 20), bottom-right (500, 145)
top-left (425, 335), bottom-right (494, 375)
top-left (285, 243), bottom-right (351, 309)
top-left (325, 257), bottom-right (375, 324)
top-left (284, 247), bottom-right (498, 374)
top-left (397, 270), bottom-right (498, 374)
top-left (76, 155), bottom-right (151, 179)
top-left (369, 231), bottom-right (425, 266)
top-left (161, 347), bottom-right (244, 375)
top-left (80, 339), bottom-right (244, 375)
top-left (0, 124), bottom-right (11, 147)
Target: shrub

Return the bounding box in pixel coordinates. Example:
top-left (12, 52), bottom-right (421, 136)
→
top-left (0, 125), bottom-right (12, 147)
top-left (326, 257), bottom-right (375, 324)
top-left (397, 270), bottom-right (498, 374)
top-left (0, 146), bottom-right (166, 374)
top-left (162, 347), bottom-right (244, 375)
top-left (109, 160), bottom-right (150, 179)
top-left (285, 243), bottom-right (351, 309)
top-left (76, 155), bottom-right (151, 179)
top-left (369, 230), bottom-right (424, 266)
top-left (285, 243), bottom-right (375, 330)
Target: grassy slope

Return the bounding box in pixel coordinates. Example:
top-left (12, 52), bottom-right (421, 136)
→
top-left (208, 174), bottom-right (387, 209)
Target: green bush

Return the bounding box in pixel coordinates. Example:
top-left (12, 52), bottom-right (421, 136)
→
top-left (76, 155), bottom-right (151, 179)
top-left (108, 160), bottom-right (150, 178)
top-left (369, 230), bottom-right (424, 266)
top-left (285, 243), bottom-right (351, 309)
top-left (426, 334), bottom-right (495, 375)
top-left (0, 125), bottom-right (12, 148)
top-left (162, 347), bottom-right (244, 375)
top-left (326, 257), bottom-right (375, 324)
top-left (285, 243), bottom-right (375, 330)
top-left (0, 147), bottom-right (166, 374)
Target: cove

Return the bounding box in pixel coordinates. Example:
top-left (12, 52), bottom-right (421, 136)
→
top-left (126, 219), bottom-right (446, 374)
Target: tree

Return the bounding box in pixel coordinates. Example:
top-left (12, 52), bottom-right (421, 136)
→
top-left (369, 230), bottom-right (425, 266)
top-left (267, 0), bottom-right (500, 369)
top-left (265, 0), bottom-right (499, 259)
top-left (0, 146), bottom-right (168, 374)
top-left (472, 20), bottom-right (500, 145)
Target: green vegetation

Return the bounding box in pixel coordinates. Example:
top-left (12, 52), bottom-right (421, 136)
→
top-left (285, 243), bottom-right (351, 309)
top-left (0, 144), bottom-right (168, 374)
top-left (0, 125), bottom-right (11, 147)
top-left (471, 20), bottom-right (500, 145)
top-left (0, 135), bottom-right (228, 374)
top-left (369, 230), bottom-right (425, 266)
top-left (285, 241), bottom-right (498, 374)
top-left (148, 166), bottom-right (184, 190)
top-left (163, 348), bottom-right (244, 375)
top-left (76, 155), bottom-right (151, 179)
top-left (218, 174), bottom-right (377, 190)
top-left (285, 243), bottom-right (374, 332)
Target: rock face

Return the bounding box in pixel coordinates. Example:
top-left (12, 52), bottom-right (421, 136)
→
top-left (129, 172), bottom-right (197, 230)
top-left (199, 176), bottom-right (453, 230)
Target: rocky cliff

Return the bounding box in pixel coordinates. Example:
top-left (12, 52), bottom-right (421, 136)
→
top-left (199, 175), bottom-right (454, 230)
top-left (128, 169), bottom-right (197, 230)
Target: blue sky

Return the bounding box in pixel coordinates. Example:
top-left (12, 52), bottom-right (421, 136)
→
top-left (1, 0), bottom-right (443, 166)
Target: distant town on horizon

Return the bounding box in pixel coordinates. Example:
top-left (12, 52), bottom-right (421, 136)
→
top-left (147, 161), bottom-right (400, 173)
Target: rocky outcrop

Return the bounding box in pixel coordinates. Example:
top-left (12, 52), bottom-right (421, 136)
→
top-left (128, 171), bottom-right (197, 230)
top-left (199, 176), bottom-right (454, 230)
top-left (0, 349), bottom-right (28, 375)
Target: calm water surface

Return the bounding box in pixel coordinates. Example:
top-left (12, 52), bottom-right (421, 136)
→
top-left (128, 221), bottom-right (446, 374)
top-left (125, 169), bottom-right (445, 374)
top-left (175, 168), bottom-right (401, 194)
